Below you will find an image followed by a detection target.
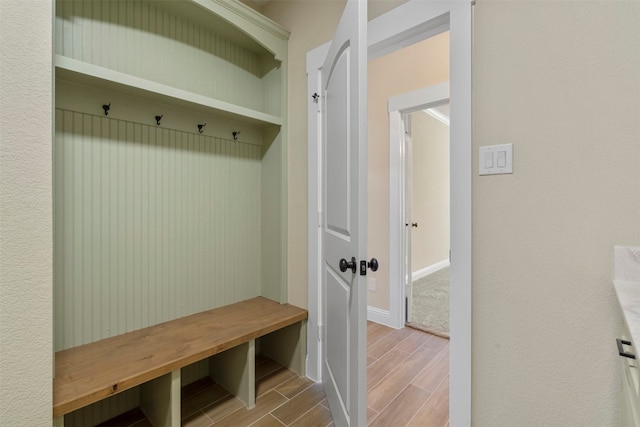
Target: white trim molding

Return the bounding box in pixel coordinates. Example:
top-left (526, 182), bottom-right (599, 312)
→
top-left (412, 259), bottom-right (450, 282)
top-left (388, 82), bottom-right (450, 332)
top-left (367, 306), bottom-right (396, 329)
top-left (306, 42), bottom-right (329, 383)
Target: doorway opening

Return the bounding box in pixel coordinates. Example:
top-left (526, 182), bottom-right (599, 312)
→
top-left (366, 33), bottom-right (450, 331)
top-left (403, 102), bottom-right (450, 339)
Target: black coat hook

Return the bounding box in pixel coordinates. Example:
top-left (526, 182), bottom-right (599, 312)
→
top-left (312, 93), bottom-right (319, 103)
top-left (103, 103), bottom-right (111, 115)
top-left (232, 131), bottom-right (241, 140)
top-left (197, 123), bottom-right (206, 133)
top-left (155, 115), bottom-right (163, 126)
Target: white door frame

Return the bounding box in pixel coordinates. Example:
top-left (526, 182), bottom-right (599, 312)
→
top-left (307, 2), bottom-right (472, 426)
top-left (388, 82), bottom-right (450, 329)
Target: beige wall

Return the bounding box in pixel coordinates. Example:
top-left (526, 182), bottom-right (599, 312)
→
top-left (0, 0), bottom-right (53, 425)
top-left (472, 1), bottom-right (640, 425)
top-left (411, 111), bottom-right (450, 273)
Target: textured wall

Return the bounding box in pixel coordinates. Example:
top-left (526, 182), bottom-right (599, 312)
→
top-left (472, 1), bottom-right (640, 424)
top-left (0, 0), bottom-right (53, 425)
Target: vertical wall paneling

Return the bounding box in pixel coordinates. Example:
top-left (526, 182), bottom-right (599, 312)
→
top-left (54, 109), bottom-right (262, 351)
top-left (63, 387), bottom-right (140, 427)
top-left (55, 0), bottom-right (269, 114)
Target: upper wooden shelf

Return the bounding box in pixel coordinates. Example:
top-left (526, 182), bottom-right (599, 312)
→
top-left (148, 0), bottom-right (289, 62)
top-left (55, 55), bottom-right (283, 127)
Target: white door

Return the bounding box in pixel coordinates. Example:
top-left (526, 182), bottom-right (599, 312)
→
top-left (404, 115), bottom-right (414, 324)
top-left (321, 0), bottom-right (367, 426)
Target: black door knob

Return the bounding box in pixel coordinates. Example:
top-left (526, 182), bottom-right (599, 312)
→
top-left (339, 257), bottom-right (357, 273)
top-left (368, 258), bottom-right (379, 272)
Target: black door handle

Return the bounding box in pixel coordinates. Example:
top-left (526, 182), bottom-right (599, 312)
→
top-left (617, 338), bottom-right (636, 359)
top-left (359, 258), bottom-right (379, 275)
top-left (339, 257), bottom-right (357, 273)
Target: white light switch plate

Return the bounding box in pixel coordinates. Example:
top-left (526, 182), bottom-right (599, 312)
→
top-left (479, 144), bottom-right (513, 175)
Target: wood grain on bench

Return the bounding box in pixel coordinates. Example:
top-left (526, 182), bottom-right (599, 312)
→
top-left (53, 297), bottom-right (307, 418)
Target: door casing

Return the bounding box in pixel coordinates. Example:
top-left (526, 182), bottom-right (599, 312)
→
top-left (388, 82), bottom-right (450, 329)
top-left (307, 2), bottom-right (472, 426)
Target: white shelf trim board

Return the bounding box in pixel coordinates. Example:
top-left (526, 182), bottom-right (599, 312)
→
top-left (55, 55), bottom-right (283, 127)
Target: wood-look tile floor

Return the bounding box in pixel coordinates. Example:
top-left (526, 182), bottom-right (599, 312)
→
top-left (104, 322), bottom-right (449, 427)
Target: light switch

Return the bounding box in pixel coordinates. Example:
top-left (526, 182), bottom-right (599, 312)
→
top-left (479, 144), bottom-right (513, 175)
top-left (484, 151), bottom-right (494, 168)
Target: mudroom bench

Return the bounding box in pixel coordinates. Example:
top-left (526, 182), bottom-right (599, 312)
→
top-left (53, 297), bottom-right (307, 426)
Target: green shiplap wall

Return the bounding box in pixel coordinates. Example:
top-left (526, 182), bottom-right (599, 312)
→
top-left (55, 0), bottom-right (280, 116)
top-left (54, 109), bottom-right (262, 351)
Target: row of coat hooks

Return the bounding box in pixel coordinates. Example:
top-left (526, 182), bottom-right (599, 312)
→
top-left (102, 103), bottom-right (241, 140)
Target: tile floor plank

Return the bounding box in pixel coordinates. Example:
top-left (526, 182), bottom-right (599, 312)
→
top-left (181, 411), bottom-right (213, 427)
top-left (256, 367), bottom-right (297, 397)
top-left (289, 403), bottom-right (333, 427)
top-left (214, 390), bottom-right (287, 427)
top-left (412, 345), bottom-right (449, 393)
top-left (367, 322), bottom-right (395, 348)
top-left (367, 343), bottom-right (442, 412)
top-left (395, 329), bottom-right (433, 354)
top-left (408, 375), bottom-right (449, 427)
top-left (367, 349), bottom-right (411, 392)
top-left (369, 384), bottom-right (432, 427)
top-left (250, 414), bottom-right (286, 427)
top-left (181, 381), bottom-right (229, 419)
top-left (271, 383), bottom-right (326, 425)
top-left (367, 327), bottom-right (414, 358)
top-left (275, 375), bottom-right (315, 399)
top-left (201, 393), bottom-right (246, 424)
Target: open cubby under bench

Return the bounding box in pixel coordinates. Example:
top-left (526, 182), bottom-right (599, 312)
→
top-left (53, 297), bottom-right (308, 426)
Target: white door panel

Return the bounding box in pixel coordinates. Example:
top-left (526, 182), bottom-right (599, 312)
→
top-left (325, 49), bottom-right (351, 238)
top-left (321, 1), bottom-right (367, 426)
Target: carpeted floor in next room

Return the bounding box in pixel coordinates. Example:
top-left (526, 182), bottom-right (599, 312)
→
top-left (407, 267), bottom-right (450, 338)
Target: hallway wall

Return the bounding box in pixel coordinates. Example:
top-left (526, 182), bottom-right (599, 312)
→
top-left (0, 1), bottom-right (53, 424)
top-left (472, 1), bottom-right (640, 424)
top-left (411, 111), bottom-right (450, 274)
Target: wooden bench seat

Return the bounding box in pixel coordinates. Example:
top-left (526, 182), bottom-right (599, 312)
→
top-left (53, 297), bottom-right (307, 424)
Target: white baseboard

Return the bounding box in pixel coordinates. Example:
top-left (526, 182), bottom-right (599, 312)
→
top-left (367, 306), bottom-right (401, 329)
top-left (412, 259), bottom-right (450, 282)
